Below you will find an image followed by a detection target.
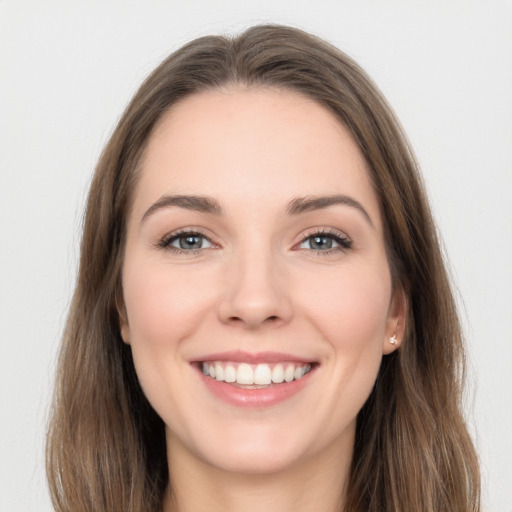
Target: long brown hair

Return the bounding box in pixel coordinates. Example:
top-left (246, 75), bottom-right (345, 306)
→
top-left (46, 24), bottom-right (480, 512)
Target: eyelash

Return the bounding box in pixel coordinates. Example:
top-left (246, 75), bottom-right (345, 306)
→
top-left (157, 228), bottom-right (352, 256)
top-left (298, 229), bottom-right (352, 255)
top-left (157, 229), bottom-right (214, 255)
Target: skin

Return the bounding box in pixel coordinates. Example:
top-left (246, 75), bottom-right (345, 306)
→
top-left (120, 87), bottom-right (405, 512)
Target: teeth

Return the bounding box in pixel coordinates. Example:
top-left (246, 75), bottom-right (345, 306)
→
top-left (254, 364), bottom-right (272, 385)
top-left (237, 363), bottom-right (254, 385)
top-left (271, 364), bottom-right (284, 383)
top-left (284, 365), bottom-right (295, 382)
top-left (224, 364), bottom-right (236, 383)
top-left (202, 361), bottom-right (312, 385)
top-left (215, 363), bottom-right (224, 381)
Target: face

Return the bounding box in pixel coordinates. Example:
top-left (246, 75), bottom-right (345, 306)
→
top-left (120, 88), bottom-right (404, 476)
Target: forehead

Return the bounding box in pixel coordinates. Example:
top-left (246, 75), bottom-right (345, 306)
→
top-left (133, 87), bottom-right (381, 225)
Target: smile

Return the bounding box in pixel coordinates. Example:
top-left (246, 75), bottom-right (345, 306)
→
top-left (193, 351), bottom-right (318, 407)
top-left (202, 361), bottom-right (313, 386)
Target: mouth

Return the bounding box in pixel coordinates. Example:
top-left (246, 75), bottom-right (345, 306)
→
top-left (200, 361), bottom-right (313, 387)
top-left (191, 352), bottom-right (318, 407)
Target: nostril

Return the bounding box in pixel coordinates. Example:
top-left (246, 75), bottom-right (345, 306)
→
top-left (229, 315), bottom-right (278, 322)
top-left (227, 314), bottom-right (280, 327)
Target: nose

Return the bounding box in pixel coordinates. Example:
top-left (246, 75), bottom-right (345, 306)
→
top-left (217, 249), bottom-right (293, 330)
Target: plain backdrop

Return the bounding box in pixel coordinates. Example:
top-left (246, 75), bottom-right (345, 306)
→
top-left (0, 1), bottom-right (511, 511)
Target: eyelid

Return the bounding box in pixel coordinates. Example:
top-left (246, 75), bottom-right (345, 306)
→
top-left (157, 227), bottom-right (219, 252)
top-left (155, 226), bottom-right (352, 255)
top-left (295, 227), bottom-right (352, 252)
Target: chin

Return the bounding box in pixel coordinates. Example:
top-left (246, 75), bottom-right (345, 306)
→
top-left (203, 444), bottom-right (305, 476)
top-left (192, 419), bottom-right (334, 476)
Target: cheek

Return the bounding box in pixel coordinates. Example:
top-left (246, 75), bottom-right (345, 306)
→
top-left (297, 260), bottom-right (391, 404)
top-left (122, 258), bottom-right (218, 348)
top-left (302, 264), bottom-right (392, 347)
top-left (120, 257), bottom-right (221, 426)
top-left (299, 266), bottom-right (391, 428)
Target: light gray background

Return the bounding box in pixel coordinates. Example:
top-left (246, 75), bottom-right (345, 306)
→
top-left (1, 1), bottom-right (511, 511)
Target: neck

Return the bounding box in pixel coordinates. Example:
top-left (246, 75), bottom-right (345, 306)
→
top-left (162, 433), bottom-right (353, 512)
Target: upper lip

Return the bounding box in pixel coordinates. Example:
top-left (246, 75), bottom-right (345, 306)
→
top-left (191, 350), bottom-right (316, 364)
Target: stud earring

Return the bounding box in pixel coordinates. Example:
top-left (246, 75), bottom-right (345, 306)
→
top-left (389, 334), bottom-right (398, 345)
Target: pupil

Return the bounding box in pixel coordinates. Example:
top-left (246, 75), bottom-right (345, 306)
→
top-left (180, 235), bottom-right (202, 250)
top-left (311, 236), bottom-right (332, 250)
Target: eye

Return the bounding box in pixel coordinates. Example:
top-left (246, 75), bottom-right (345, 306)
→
top-left (298, 230), bottom-right (352, 253)
top-left (159, 230), bottom-right (214, 253)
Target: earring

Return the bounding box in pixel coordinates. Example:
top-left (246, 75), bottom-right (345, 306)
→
top-left (389, 334), bottom-right (398, 345)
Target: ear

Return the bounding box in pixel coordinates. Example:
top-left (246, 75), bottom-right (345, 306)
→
top-left (116, 296), bottom-right (131, 345)
top-left (382, 285), bottom-right (407, 355)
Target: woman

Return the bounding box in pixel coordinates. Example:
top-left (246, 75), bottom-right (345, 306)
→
top-left (46, 25), bottom-right (480, 512)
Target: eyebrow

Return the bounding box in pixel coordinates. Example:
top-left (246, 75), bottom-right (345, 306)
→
top-left (142, 194), bottom-right (223, 221)
top-left (285, 194), bottom-right (374, 227)
top-left (142, 193), bottom-right (373, 227)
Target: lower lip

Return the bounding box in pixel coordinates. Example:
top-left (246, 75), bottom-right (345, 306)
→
top-left (197, 367), bottom-right (315, 408)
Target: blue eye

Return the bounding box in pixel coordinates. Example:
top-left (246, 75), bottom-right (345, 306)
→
top-left (160, 231), bottom-right (213, 252)
top-left (299, 231), bottom-right (352, 252)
